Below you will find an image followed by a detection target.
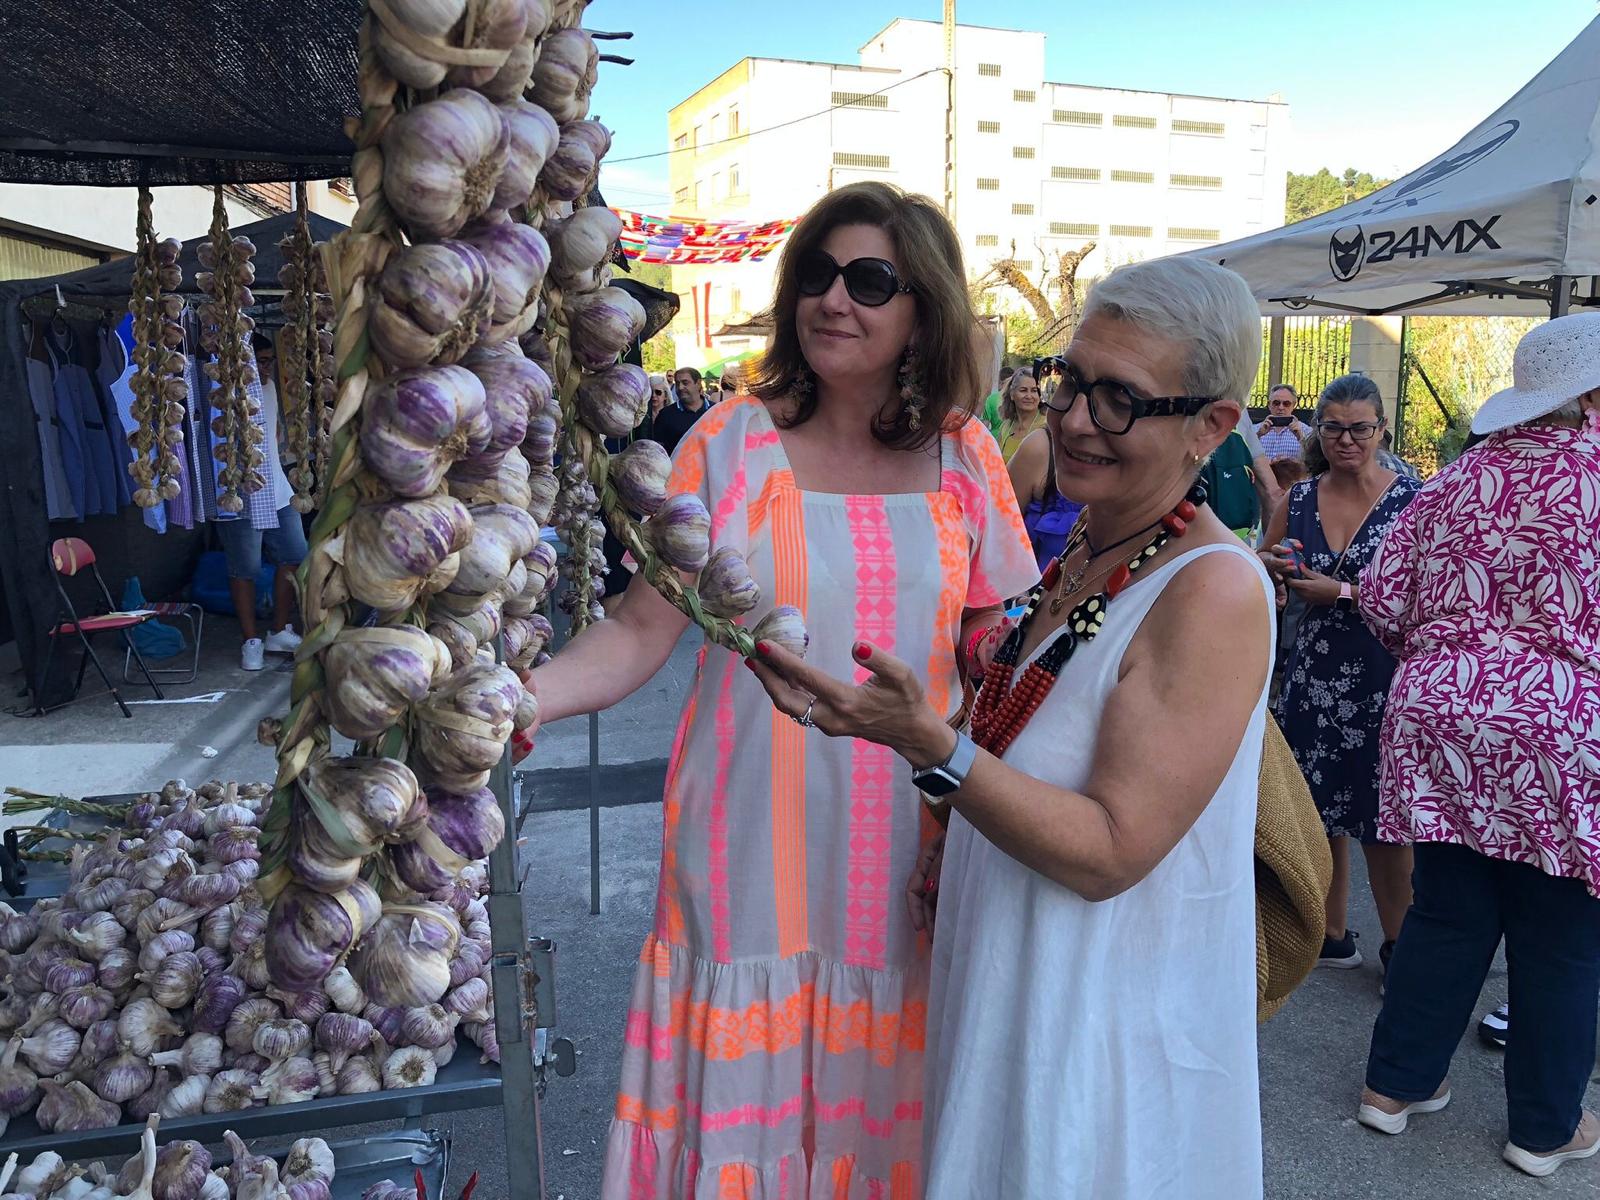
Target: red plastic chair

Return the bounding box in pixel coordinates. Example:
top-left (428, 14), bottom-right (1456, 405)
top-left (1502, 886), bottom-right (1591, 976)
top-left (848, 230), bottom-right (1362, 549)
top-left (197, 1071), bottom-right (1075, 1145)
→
top-left (35, 538), bottom-right (164, 718)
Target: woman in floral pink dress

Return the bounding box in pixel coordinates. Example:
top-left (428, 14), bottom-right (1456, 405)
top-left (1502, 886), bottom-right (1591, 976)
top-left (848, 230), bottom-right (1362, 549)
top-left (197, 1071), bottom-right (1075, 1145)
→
top-left (1355, 313), bottom-right (1600, 1179)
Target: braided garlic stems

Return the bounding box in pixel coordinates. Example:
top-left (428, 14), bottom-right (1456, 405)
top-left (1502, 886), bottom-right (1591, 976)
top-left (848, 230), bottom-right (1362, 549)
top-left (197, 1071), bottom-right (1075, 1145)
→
top-left (126, 188), bottom-right (187, 507)
top-left (197, 188), bottom-right (264, 513)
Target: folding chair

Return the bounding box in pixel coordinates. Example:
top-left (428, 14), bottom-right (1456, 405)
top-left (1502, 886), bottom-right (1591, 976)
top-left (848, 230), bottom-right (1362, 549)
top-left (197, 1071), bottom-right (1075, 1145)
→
top-left (123, 601), bottom-right (204, 684)
top-left (36, 538), bottom-right (164, 718)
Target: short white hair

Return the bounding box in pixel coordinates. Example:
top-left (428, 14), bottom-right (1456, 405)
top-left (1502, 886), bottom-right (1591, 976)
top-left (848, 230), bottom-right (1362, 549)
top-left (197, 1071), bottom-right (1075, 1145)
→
top-left (648, 373), bottom-right (668, 389)
top-left (1081, 257), bottom-right (1262, 404)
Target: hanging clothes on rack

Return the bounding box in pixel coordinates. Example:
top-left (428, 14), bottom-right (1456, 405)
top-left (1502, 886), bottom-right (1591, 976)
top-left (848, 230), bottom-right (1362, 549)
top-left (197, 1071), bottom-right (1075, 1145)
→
top-left (102, 313), bottom-right (166, 534)
top-left (41, 320), bottom-right (121, 517)
top-left (25, 320), bottom-right (77, 520)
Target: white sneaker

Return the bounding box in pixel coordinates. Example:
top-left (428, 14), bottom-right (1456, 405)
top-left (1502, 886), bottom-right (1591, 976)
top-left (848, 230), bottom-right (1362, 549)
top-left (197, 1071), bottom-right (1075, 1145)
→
top-left (1504, 1111), bottom-right (1600, 1177)
top-left (1357, 1083), bottom-right (1451, 1135)
top-left (263, 625), bottom-right (302, 655)
top-left (241, 638), bottom-right (265, 671)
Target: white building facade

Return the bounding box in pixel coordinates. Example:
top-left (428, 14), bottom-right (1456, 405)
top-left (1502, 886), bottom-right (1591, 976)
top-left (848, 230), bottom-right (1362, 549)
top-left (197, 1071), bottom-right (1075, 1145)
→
top-left (664, 18), bottom-right (1291, 367)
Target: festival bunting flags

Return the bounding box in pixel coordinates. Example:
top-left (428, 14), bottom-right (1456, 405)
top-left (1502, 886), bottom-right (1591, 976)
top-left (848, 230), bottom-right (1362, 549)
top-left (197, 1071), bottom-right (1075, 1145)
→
top-left (613, 209), bottom-right (799, 266)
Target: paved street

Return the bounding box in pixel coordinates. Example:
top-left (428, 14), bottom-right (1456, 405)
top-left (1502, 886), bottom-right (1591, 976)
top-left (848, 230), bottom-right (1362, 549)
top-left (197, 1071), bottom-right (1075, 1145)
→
top-left (3, 627), bottom-right (1597, 1198)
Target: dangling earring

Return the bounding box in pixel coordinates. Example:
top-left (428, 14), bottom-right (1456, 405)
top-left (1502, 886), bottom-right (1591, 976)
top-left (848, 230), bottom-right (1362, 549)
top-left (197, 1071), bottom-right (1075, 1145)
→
top-left (898, 344), bottom-right (926, 433)
top-left (794, 359), bottom-right (815, 398)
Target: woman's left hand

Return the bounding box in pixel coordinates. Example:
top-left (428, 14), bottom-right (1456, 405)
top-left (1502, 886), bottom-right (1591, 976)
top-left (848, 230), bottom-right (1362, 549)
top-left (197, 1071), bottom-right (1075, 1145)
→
top-left (1285, 566), bottom-right (1342, 606)
top-left (745, 640), bottom-right (957, 769)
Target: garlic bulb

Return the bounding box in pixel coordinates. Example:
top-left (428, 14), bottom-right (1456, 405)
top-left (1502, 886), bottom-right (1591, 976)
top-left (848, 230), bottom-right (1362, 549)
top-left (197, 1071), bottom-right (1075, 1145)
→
top-left (145, 949), bottom-right (204, 1008)
top-left (149, 1032), bottom-right (224, 1076)
top-left (647, 493), bottom-right (713, 573)
top-left (0, 1038), bottom-right (39, 1118)
top-left (566, 287), bottom-right (647, 371)
top-left (299, 756), bottom-right (427, 853)
top-left (752, 605), bottom-right (812, 658)
top-left (66, 910), bottom-right (127, 960)
top-left (340, 494), bottom-right (475, 614)
top-left (460, 217), bottom-right (550, 342)
top-left (35, 1078), bottom-right (121, 1131)
top-left (493, 100), bottom-right (561, 210)
top-left (547, 204), bottom-right (622, 292)
top-left (192, 972), bottom-right (248, 1035)
top-left (91, 1050), bottom-right (154, 1104)
top-left (530, 27), bottom-right (597, 123)
top-left (400, 1003), bottom-right (458, 1050)
top-left (152, 1140), bottom-right (211, 1200)
top-left (609, 439), bottom-right (672, 516)
top-left (252, 1018), bottom-right (312, 1062)
top-left (225, 996), bottom-right (282, 1055)
top-left (323, 966), bottom-right (367, 1015)
top-left (15, 1148), bottom-right (66, 1196)
top-left (444, 503), bottom-right (540, 603)
top-left (138, 929), bottom-right (195, 974)
top-left (264, 879), bottom-right (380, 995)
top-left (369, 240), bottom-right (493, 369)
top-left (382, 89), bottom-right (509, 240)
top-left (361, 365), bottom-right (491, 498)
top-left (59, 983), bottom-right (117, 1030)
top-left (349, 903), bottom-right (461, 1008)
top-left (157, 1072), bottom-right (210, 1119)
top-left (252, 1055), bottom-right (319, 1105)
top-left (95, 946), bottom-right (138, 992)
top-left (698, 547), bottom-right (763, 619)
top-left (21, 1018), bottom-right (81, 1074)
top-left (202, 1068), bottom-right (259, 1113)
top-left (576, 362), bottom-right (650, 438)
top-left (282, 1137), bottom-right (334, 1189)
top-left (381, 1044), bottom-right (439, 1090)
top-left (414, 662), bottom-right (526, 792)
top-left (336, 1055), bottom-right (381, 1095)
top-left (323, 626), bottom-right (453, 741)
top-left (370, 0), bottom-right (467, 88)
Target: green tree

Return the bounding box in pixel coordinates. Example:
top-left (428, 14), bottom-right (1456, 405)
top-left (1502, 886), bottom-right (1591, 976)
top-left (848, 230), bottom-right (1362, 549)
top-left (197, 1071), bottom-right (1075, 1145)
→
top-left (1285, 167), bottom-right (1393, 223)
top-left (626, 262), bottom-right (677, 375)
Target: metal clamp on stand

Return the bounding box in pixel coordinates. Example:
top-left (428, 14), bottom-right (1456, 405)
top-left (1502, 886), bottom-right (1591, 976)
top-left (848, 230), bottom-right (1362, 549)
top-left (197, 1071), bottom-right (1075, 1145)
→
top-left (527, 937), bottom-right (576, 1093)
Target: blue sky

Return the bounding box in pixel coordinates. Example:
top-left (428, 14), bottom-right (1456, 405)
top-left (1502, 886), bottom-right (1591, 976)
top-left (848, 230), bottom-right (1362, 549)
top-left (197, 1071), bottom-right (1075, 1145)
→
top-left (589, 0), bottom-right (1597, 211)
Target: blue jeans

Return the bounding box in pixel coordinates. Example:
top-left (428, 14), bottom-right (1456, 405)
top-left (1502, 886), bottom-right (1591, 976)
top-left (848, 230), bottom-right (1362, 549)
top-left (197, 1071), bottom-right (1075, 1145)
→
top-left (215, 506), bottom-right (308, 581)
top-left (1367, 842), bottom-right (1600, 1152)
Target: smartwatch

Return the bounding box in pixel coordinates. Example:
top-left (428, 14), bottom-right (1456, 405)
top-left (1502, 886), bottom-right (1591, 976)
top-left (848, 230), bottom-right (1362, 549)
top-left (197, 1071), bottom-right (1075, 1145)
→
top-left (912, 731), bottom-right (978, 804)
top-left (1336, 581), bottom-right (1354, 612)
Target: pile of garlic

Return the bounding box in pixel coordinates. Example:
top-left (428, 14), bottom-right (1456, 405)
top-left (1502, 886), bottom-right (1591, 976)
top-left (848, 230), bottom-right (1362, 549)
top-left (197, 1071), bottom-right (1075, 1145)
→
top-left (0, 779), bottom-right (498, 1140)
top-left (0, 1119), bottom-right (340, 1200)
top-left (125, 187), bottom-right (187, 511)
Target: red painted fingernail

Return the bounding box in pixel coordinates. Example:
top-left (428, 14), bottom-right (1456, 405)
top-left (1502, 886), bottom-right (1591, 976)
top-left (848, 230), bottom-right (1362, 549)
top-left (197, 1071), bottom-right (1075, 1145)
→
top-left (854, 642), bottom-right (871, 660)
top-left (924, 877), bottom-right (938, 894)
top-left (743, 658), bottom-right (756, 671)
top-left (756, 641), bottom-right (772, 656)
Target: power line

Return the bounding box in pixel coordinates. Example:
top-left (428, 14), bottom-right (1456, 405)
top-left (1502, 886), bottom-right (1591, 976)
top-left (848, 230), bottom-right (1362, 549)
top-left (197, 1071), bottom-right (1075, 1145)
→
top-left (606, 68), bottom-right (945, 165)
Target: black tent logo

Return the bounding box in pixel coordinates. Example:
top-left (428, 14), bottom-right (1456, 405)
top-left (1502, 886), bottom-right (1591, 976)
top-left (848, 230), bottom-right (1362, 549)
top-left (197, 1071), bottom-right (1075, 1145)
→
top-left (1395, 120), bottom-right (1520, 199)
top-left (1329, 226), bottom-right (1366, 281)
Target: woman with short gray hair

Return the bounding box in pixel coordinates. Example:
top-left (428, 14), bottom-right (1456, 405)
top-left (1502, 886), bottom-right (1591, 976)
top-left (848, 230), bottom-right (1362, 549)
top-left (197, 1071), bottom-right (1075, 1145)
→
top-left (747, 255), bottom-right (1277, 1197)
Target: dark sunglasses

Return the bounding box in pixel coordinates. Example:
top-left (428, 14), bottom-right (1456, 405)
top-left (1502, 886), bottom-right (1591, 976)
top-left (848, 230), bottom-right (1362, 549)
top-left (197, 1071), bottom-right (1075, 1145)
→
top-left (796, 250), bottom-right (914, 307)
top-left (1041, 359), bottom-right (1214, 435)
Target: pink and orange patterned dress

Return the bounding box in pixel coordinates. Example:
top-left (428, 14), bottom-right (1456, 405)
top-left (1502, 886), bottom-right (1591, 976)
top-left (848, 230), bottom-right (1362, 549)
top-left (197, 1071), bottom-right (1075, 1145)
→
top-left (601, 396), bottom-right (1037, 1199)
top-left (1361, 423), bottom-right (1600, 894)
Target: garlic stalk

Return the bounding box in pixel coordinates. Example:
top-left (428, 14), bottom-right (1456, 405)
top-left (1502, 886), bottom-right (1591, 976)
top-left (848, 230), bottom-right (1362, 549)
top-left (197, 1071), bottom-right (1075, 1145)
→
top-left (126, 188), bottom-right (186, 507)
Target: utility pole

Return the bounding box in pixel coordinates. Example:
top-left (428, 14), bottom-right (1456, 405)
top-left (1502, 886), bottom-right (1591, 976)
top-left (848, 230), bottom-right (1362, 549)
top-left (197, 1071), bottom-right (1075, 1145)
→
top-left (943, 0), bottom-right (956, 223)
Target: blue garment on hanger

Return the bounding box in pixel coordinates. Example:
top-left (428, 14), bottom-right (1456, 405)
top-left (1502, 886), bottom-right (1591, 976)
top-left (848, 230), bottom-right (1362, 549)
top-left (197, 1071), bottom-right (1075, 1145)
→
top-left (25, 327), bottom-right (77, 519)
top-left (44, 322), bottom-right (120, 516)
top-left (33, 320), bottom-right (88, 518)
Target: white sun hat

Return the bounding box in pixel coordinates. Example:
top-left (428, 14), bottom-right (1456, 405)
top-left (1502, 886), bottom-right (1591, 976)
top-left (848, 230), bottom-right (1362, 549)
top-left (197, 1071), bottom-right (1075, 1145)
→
top-left (1472, 311), bottom-right (1600, 435)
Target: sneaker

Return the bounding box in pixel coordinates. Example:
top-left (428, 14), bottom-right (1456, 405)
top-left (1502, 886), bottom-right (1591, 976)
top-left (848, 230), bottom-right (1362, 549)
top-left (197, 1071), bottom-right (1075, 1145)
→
top-left (1478, 1004), bottom-right (1509, 1049)
top-left (1504, 1110), bottom-right (1600, 1177)
top-left (1358, 1083), bottom-right (1452, 1135)
top-left (1318, 930), bottom-right (1363, 969)
top-left (241, 638), bottom-right (265, 672)
top-left (263, 625), bottom-right (302, 655)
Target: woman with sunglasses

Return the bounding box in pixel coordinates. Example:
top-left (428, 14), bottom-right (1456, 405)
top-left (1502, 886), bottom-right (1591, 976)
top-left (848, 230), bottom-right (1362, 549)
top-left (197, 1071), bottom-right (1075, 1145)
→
top-left (746, 257), bottom-right (1277, 1197)
top-left (1261, 374), bottom-right (1420, 979)
top-left (529, 181), bottom-right (1036, 1196)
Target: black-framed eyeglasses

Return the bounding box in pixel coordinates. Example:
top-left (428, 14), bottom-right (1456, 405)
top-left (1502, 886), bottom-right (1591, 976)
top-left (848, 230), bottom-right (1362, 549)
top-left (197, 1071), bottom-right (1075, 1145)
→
top-left (1317, 420), bottom-right (1381, 442)
top-left (1041, 360), bottom-right (1214, 435)
top-left (796, 250), bottom-right (914, 307)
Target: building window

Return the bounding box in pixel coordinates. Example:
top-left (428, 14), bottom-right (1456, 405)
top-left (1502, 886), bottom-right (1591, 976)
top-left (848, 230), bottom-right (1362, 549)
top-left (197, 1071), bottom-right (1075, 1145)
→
top-left (674, 133), bottom-right (688, 150)
top-left (710, 113), bottom-right (722, 140)
top-left (978, 63), bottom-right (1002, 77)
top-left (1054, 109), bottom-right (1103, 126)
top-left (1013, 259), bottom-right (1034, 270)
top-left (1170, 173), bottom-right (1223, 189)
top-left (1012, 146), bottom-right (1036, 159)
top-left (1168, 227), bottom-right (1221, 241)
top-left (693, 181), bottom-right (703, 207)
top-left (728, 106), bottom-right (741, 136)
top-left (1109, 224), bottom-right (1152, 237)
top-left (1111, 170), bottom-right (1155, 184)
top-left (674, 186), bottom-right (689, 205)
top-left (976, 234), bottom-right (999, 247)
top-left (1050, 222), bottom-right (1099, 236)
top-left (1011, 203), bottom-right (1035, 215)
top-left (1172, 118), bottom-right (1224, 136)
top-left (976, 178), bottom-right (1000, 191)
top-left (833, 152), bottom-right (890, 169)
top-left (728, 164), bottom-right (742, 195)
top-left (693, 124), bottom-right (704, 147)
top-left (711, 170), bottom-right (723, 198)
top-left (1051, 166), bottom-right (1100, 181)
top-left (1113, 114), bottom-right (1158, 130)
top-left (1013, 89), bottom-right (1036, 102)
top-left (977, 120), bottom-right (1001, 134)
top-left (831, 91), bottom-right (888, 109)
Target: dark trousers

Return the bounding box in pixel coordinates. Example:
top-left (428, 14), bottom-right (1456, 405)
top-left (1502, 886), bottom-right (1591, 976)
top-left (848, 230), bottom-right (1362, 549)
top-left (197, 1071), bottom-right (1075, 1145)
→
top-left (1367, 842), bottom-right (1600, 1152)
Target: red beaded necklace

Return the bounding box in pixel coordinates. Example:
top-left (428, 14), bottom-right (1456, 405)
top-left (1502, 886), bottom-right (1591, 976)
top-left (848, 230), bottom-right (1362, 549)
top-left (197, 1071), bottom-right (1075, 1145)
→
top-left (971, 485), bottom-right (1204, 757)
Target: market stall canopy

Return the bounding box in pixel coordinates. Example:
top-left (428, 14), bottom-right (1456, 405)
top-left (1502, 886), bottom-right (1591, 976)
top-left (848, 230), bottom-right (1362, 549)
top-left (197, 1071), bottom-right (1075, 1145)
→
top-left (0, 0), bottom-right (362, 185)
top-left (1185, 16), bottom-right (1600, 317)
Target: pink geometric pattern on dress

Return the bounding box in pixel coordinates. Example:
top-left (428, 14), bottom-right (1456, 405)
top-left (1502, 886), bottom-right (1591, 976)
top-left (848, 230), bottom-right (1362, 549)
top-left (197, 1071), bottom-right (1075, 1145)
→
top-left (708, 666), bottom-right (737, 961)
top-left (625, 1121), bottom-right (659, 1200)
top-left (844, 496), bottom-right (896, 969)
top-left (711, 460), bottom-right (748, 544)
top-left (654, 650), bottom-right (706, 944)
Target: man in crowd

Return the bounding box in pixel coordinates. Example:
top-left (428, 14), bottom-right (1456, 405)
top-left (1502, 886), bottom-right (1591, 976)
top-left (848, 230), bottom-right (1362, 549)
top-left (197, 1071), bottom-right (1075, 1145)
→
top-left (653, 365), bottom-right (711, 456)
top-left (1256, 383), bottom-right (1312, 461)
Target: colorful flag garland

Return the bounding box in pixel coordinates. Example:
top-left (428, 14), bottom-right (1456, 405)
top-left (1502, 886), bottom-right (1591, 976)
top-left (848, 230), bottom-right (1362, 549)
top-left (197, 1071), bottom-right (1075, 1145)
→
top-left (613, 209), bottom-right (799, 266)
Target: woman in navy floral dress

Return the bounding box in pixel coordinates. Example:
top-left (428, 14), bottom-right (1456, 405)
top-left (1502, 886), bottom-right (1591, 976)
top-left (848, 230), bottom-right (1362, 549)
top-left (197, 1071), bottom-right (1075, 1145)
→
top-left (1261, 374), bottom-right (1420, 976)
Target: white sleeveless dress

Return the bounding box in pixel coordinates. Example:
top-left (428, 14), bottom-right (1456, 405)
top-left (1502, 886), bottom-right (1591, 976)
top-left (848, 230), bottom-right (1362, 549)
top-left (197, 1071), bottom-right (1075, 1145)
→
top-left (923, 542), bottom-right (1274, 1199)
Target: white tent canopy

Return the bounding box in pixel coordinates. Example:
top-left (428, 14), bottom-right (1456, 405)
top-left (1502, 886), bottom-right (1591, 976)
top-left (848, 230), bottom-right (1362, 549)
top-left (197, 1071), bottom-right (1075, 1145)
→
top-left (1187, 17), bottom-right (1600, 317)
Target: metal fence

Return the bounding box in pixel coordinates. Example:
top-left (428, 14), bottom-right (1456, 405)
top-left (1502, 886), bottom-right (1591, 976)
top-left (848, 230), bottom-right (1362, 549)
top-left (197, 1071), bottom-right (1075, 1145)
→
top-left (1249, 316), bottom-right (1351, 408)
top-left (1396, 316), bottom-right (1534, 474)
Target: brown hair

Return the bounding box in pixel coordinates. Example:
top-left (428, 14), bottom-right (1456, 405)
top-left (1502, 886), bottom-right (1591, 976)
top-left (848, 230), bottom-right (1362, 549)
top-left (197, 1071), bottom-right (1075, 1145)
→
top-left (749, 181), bottom-right (981, 451)
top-left (1270, 457), bottom-right (1308, 490)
